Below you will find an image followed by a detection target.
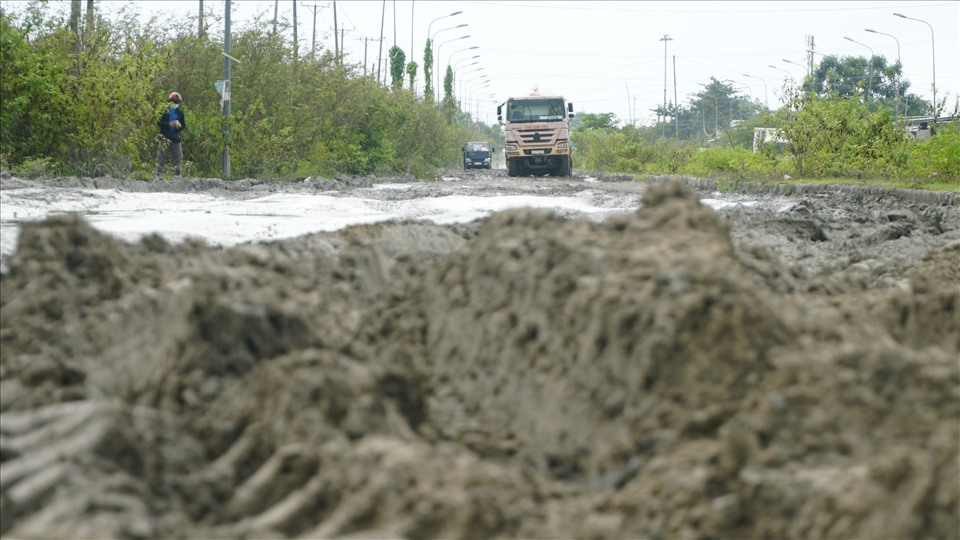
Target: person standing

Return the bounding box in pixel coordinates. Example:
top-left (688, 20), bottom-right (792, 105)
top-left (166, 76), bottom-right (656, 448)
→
top-left (157, 92), bottom-right (186, 176)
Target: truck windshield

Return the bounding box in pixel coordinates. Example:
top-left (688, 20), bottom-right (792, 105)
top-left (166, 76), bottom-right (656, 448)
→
top-left (466, 143), bottom-right (491, 152)
top-left (507, 99), bottom-right (566, 123)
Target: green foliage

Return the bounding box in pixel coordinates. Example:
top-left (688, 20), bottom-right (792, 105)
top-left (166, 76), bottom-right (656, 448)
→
top-left (388, 46), bottom-right (405, 90)
top-left (572, 90), bottom-right (955, 185)
top-left (405, 61), bottom-right (417, 93)
top-left (576, 112), bottom-right (618, 131)
top-left (901, 120), bottom-right (960, 184)
top-left (13, 156), bottom-right (59, 178)
top-left (422, 38), bottom-right (433, 100)
top-left (803, 54), bottom-right (929, 115)
top-left (0, 5), bottom-right (487, 179)
top-left (778, 94), bottom-right (910, 177)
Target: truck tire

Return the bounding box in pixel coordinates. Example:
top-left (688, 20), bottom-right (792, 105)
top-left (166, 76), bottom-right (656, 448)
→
top-left (556, 156), bottom-right (572, 177)
top-left (507, 160), bottom-right (522, 177)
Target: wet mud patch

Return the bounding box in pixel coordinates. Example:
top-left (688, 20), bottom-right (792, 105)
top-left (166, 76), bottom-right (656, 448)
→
top-left (1, 180), bottom-right (957, 539)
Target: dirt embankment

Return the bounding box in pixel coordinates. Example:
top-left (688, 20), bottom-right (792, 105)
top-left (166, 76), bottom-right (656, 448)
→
top-left (1, 180), bottom-right (957, 539)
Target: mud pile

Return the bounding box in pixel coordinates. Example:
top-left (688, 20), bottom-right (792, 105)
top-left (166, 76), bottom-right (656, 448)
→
top-left (1, 182), bottom-right (957, 539)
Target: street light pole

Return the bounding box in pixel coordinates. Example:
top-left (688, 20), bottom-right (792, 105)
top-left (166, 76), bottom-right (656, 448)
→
top-left (467, 79), bottom-right (491, 120)
top-left (698, 83), bottom-right (719, 135)
top-left (743, 74), bottom-right (767, 109)
top-left (425, 11), bottom-right (462, 97)
top-left (427, 10), bottom-right (461, 43)
top-left (659, 34), bottom-right (673, 133)
top-left (459, 66), bottom-right (484, 105)
top-left (436, 35), bottom-right (469, 103)
top-left (724, 79), bottom-right (750, 120)
top-left (783, 58), bottom-right (808, 80)
top-left (843, 36), bottom-right (874, 102)
top-left (893, 13), bottom-right (936, 118)
top-left (768, 64), bottom-right (795, 98)
top-left (865, 28), bottom-right (901, 117)
top-left (454, 55), bottom-right (480, 73)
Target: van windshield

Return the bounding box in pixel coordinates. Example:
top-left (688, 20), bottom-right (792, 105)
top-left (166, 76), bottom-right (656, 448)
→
top-left (507, 99), bottom-right (565, 123)
top-left (465, 142), bottom-right (491, 152)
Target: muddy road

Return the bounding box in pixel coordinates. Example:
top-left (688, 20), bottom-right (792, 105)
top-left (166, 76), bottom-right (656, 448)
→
top-left (1, 170), bottom-right (958, 539)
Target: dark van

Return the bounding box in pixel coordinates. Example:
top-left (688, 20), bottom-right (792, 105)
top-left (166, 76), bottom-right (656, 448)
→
top-left (462, 141), bottom-right (494, 170)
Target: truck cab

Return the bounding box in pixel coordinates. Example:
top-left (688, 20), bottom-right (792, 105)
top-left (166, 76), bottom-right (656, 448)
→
top-left (497, 91), bottom-right (574, 177)
top-left (462, 141), bottom-right (494, 170)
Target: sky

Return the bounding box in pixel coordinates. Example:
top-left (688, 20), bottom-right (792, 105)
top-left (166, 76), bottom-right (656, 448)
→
top-left (7, 1), bottom-right (960, 126)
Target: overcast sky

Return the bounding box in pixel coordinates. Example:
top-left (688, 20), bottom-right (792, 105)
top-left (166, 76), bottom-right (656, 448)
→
top-left (10, 1), bottom-right (960, 126)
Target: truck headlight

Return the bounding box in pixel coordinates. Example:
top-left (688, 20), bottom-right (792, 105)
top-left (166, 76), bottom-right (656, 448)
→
top-left (505, 143), bottom-right (518, 152)
top-left (557, 141), bottom-right (570, 149)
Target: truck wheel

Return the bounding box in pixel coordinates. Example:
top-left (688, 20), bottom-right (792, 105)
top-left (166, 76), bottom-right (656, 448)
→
top-left (556, 156), bottom-right (572, 177)
top-left (507, 160), bottom-right (521, 177)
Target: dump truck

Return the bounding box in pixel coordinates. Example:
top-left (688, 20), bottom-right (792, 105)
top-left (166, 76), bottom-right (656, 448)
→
top-left (497, 89), bottom-right (574, 177)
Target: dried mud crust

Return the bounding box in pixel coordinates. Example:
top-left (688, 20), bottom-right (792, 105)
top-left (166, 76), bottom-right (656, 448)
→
top-left (1, 180), bottom-right (958, 539)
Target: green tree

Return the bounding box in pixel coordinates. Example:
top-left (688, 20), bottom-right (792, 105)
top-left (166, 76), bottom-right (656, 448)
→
top-left (803, 54), bottom-right (928, 115)
top-left (777, 93), bottom-right (906, 177)
top-left (388, 45), bottom-right (404, 90)
top-left (441, 65), bottom-right (456, 121)
top-left (422, 38), bottom-right (433, 100)
top-left (576, 112), bottom-right (618, 130)
top-left (405, 61), bottom-right (417, 93)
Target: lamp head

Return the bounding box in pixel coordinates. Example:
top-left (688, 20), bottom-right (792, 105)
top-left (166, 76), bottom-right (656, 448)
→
top-left (893, 13), bottom-right (906, 18)
top-left (450, 11), bottom-right (463, 16)
top-left (865, 28), bottom-right (877, 33)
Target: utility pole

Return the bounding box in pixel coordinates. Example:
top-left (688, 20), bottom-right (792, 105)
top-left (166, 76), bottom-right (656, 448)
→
top-left (377, 0), bottom-right (386, 83)
top-left (273, 0), bottom-right (278, 36)
top-left (659, 34), bottom-right (673, 137)
top-left (303, 1), bottom-right (328, 58)
top-left (223, 0), bottom-right (232, 178)
top-left (333, 0), bottom-right (338, 62)
top-left (673, 55), bottom-right (679, 149)
top-left (359, 36), bottom-right (370, 76)
top-left (292, 1), bottom-right (298, 70)
top-left (199, 0), bottom-right (204, 39)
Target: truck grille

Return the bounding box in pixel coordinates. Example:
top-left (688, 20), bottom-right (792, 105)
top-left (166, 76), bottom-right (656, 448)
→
top-left (518, 128), bottom-right (557, 144)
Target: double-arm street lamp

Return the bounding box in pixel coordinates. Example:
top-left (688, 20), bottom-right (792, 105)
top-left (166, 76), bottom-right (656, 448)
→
top-left (467, 79), bottom-right (492, 119)
top-left (768, 64), bottom-right (796, 95)
top-left (742, 74), bottom-right (768, 109)
top-left (698, 83), bottom-right (719, 135)
top-left (782, 58), bottom-right (808, 79)
top-left (893, 13), bottom-right (936, 118)
top-left (723, 79), bottom-right (750, 119)
top-left (432, 23), bottom-right (467, 43)
top-left (436, 35), bottom-right (470, 102)
top-left (459, 66), bottom-right (484, 100)
top-left (843, 36), bottom-right (874, 102)
top-left (454, 55), bottom-right (480, 73)
top-left (427, 10), bottom-right (461, 45)
top-left (865, 28), bottom-right (902, 116)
